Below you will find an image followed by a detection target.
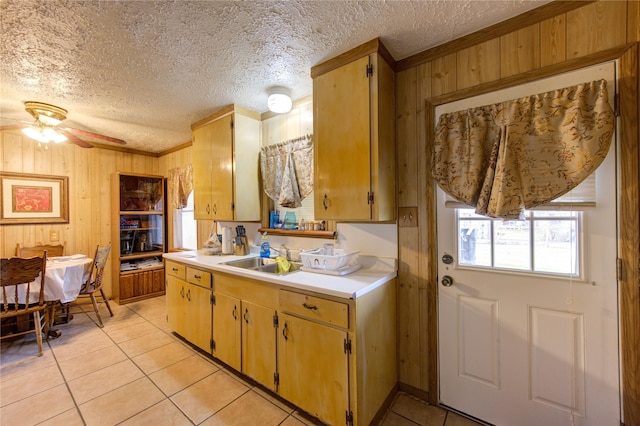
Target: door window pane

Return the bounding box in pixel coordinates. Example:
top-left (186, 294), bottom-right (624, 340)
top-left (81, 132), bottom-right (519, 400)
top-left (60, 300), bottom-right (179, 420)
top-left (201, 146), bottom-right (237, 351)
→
top-left (533, 219), bottom-right (578, 274)
top-left (494, 220), bottom-right (531, 270)
top-left (458, 220), bottom-right (491, 266)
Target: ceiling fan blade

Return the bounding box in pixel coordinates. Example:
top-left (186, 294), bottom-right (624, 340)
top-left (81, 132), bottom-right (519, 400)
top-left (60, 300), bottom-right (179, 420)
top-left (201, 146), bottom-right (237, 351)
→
top-left (64, 128), bottom-right (126, 145)
top-left (59, 130), bottom-right (94, 148)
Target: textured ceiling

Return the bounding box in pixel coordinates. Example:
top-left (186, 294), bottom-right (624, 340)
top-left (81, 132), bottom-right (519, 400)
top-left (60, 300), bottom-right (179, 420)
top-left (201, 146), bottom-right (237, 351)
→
top-left (0, 0), bottom-right (549, 153)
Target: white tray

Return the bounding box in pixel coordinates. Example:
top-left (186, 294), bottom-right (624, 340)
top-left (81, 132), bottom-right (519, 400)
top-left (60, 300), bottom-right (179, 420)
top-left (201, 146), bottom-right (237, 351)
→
top-left (301, 263), bottom-right (361, 276)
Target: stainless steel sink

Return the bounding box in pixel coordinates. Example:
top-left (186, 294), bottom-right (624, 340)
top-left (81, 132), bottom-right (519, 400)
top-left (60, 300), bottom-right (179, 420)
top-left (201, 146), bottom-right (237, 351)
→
top-left (223, 257), bottom-right (301, 275)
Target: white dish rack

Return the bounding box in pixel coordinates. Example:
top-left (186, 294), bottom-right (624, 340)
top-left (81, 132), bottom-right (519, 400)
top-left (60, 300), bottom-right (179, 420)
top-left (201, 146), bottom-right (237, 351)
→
top-left (300, 248), bottom-right (360, 272)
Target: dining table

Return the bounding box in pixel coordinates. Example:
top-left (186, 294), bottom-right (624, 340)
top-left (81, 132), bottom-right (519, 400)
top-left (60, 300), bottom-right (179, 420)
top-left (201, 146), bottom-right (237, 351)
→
top-left (4, 254), bottom-right (93, 337)
top-left (42, 254), bottom-right (94, 304)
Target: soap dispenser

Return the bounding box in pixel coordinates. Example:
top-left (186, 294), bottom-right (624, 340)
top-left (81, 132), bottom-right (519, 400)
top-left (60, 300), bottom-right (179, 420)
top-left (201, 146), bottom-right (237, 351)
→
top-left (260, 232), bottom-right (271, 258)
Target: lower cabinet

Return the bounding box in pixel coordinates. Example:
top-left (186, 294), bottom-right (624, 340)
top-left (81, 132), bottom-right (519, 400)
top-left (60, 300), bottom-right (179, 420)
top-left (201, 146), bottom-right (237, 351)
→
top-left (118, 268), bottom-right (165, 304)
top-left (166, 261), bottom-right (213, 353)
top-left (212, 292), bottom-right (241, 370)
top-left (241, 300), bottom-right (277, 391)
top-left (165, 261), bottom-right (396, 426)
top-left (213, 273), bottom-right (279, 392)
top-left (279, 312), bottom-right (350, 425)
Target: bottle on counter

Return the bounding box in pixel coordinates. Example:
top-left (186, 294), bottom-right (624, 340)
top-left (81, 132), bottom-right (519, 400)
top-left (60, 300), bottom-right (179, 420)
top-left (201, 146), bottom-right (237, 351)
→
top-left (260, 232), bottom-right (271, 258)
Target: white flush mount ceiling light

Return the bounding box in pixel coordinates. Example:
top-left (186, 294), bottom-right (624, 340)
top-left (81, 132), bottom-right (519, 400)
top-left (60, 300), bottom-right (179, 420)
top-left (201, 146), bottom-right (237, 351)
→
top-left (267, 86), bottom-right (292, 114)
top-left (22, 101), bottom-right (68, 145)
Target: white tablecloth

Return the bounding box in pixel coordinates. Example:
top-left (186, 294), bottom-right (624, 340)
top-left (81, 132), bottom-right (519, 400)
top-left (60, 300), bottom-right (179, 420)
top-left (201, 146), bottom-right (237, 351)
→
top-left (2, 255), bottom-right (93, 304)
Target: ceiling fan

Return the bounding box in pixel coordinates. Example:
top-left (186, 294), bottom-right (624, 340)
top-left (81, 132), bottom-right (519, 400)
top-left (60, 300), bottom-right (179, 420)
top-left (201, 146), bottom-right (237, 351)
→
top-left (0, 101), bottom-right (126, 148)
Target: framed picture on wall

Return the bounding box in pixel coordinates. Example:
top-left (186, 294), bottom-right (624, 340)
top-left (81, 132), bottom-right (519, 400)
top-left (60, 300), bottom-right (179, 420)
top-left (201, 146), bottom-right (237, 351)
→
top-left (0, 172), bottom-right (69, 225)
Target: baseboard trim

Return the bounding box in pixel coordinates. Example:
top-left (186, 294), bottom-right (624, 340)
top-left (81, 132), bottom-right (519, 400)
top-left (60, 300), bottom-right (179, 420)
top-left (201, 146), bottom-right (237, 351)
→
top-left (369, 382), bottom-right (400, 425)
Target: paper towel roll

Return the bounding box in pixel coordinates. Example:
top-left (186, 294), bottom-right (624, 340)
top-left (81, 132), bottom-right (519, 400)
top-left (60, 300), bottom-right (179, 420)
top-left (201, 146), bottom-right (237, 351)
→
top-left (222, 227), bottom-right (233, 254)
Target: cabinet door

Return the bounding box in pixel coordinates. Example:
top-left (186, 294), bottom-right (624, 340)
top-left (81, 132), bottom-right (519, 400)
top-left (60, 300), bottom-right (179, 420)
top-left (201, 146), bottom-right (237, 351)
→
top-left (278, 313), bottom-right (349, 425)
top-left (242, 301), bottom-right (277, 391)
top-left (165, 276), bottom-right (185, 333)
top-left (192, 123), bottom-right (216, 219)
top-left (183, 282), bottom-right (213, 353)
top-left (213, 292), bottom-right (241, 370)
top-left (209, 114), bottom-right (234, 220)
top-left (192, 115), bottom-right (233, 220)
top-left (314, 55), bottom-right (372, 220)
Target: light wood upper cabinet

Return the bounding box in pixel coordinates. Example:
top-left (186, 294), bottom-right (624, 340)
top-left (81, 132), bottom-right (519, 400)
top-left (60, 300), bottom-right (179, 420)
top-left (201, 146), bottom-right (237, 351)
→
top-left (312, 40), bottom-right (396, 221)
top-left (191, 105), bottom-right (261, 221)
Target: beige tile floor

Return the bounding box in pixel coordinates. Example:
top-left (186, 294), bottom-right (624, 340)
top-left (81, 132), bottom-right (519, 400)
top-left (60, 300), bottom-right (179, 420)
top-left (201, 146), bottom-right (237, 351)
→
top-left (1, 296), bottom-right (481, 426)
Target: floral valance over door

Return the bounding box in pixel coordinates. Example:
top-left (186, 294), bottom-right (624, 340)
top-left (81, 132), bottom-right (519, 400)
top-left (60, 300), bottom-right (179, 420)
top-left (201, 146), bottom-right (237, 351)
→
top-left (432, 79), bottom-right (615, 219)
top-left (260, 134), bottom-right (313, 208)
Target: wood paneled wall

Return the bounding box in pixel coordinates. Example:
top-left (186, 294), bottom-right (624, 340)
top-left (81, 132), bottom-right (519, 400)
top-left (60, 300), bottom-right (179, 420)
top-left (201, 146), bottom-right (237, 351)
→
top-left (395, 2), bottom-right (639, 423)
top-left (0, 130), bottom-right (159, 297)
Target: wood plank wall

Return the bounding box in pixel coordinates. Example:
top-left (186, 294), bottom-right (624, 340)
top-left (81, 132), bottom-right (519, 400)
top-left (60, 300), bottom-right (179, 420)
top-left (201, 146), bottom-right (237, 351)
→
top-left (0, 130), bottom-right (159, 297)
top-left (395, 1), bottom-right (639, 423)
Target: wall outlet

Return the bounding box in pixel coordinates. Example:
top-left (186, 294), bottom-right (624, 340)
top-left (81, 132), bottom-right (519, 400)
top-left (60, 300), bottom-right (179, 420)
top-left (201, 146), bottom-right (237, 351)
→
top-left (50, 230), bottom-right (59, 241)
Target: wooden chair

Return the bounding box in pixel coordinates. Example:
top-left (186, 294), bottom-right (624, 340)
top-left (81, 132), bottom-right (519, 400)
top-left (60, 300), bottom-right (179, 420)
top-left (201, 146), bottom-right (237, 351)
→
top-left (16, 243), bottom-right (65, 258)
top-left (69, 244), bottom-right (113, 327)
top-left (0, 253), bottom-right (49, 356)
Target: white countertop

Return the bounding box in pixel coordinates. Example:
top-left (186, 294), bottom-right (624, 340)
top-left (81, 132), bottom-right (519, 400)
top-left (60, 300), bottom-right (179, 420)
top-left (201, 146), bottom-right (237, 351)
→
top-left (163, 250), bottom-right (397, 300)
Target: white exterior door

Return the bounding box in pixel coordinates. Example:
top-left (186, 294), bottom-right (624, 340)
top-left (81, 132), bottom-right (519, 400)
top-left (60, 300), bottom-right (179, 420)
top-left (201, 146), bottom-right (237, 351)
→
top-left (436, 64), bottom-right (620, 425)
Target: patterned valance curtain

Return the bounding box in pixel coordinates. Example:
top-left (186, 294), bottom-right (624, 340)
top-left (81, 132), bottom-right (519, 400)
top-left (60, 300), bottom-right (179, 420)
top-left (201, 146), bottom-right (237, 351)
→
top-left (432, 79), bottom-right (615, 219)
top-left (167, 164), bottom-right (193, 209)
top-left (260, 134), bottom-right (313, 208)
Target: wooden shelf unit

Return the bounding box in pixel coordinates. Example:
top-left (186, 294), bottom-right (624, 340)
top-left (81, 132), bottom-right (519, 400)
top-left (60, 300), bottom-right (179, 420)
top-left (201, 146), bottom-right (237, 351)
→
top-left (111, 172), bottom-right (167, 304)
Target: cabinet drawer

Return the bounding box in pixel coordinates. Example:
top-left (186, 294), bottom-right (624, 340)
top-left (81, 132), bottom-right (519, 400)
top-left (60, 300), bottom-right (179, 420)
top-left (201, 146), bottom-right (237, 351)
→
top-left (166, 261), bottom-right (186, 280)
top-left (187, 267), bottom-right (212, 288)
top-left (279, 290), bottom-right (348, 329)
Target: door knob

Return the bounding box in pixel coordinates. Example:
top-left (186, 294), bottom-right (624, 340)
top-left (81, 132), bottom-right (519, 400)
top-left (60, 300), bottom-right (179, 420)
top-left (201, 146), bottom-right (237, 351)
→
top-left (441, 275), bottom-right (454, 287)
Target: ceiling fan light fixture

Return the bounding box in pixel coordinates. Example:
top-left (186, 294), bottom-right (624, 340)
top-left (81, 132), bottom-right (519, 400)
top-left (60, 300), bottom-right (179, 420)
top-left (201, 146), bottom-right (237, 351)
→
top-left (24, 101), bottom-right (67, 124)
top-left (267, 86), bottom-right (292, 114)
top-left (22, 124), bottom-right (67, 144)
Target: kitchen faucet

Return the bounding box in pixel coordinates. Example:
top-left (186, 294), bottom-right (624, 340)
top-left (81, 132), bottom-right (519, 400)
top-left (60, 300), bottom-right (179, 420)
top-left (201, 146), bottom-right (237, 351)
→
top-left (269, 244), bottom-right (291, 260)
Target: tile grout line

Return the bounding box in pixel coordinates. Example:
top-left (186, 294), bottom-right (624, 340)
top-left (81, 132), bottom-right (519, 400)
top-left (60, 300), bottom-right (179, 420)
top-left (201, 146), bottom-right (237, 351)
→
top-left (80, 303), bottom-right (200, 425)
top-left (49, 303), bottom-right (175, 425)
top-left (45, 311), bottom-right (91, 426)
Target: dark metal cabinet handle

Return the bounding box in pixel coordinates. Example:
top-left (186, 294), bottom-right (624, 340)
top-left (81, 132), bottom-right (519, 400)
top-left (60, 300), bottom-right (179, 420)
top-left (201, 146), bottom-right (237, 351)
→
top-left (302, 303), bottom-right (318, 311)
top-left (193, 274), bottom-right (201, 280)
top-left (172, 267), bottom-right (179, 273)
top-left (186, 289), bottom-right (191, 301)
top-left (180, 286), bottom-right (184, 298)
top-left (244, 308), bottom-right (249, 323)
top-left (232, 305), bottom-right (238, 320)
top-left (282, 323), bottom-right (288, 341)
top-left (206, 204), bottom-right (210, 214)
top-left (322, 193), bottom-right (328, 210)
